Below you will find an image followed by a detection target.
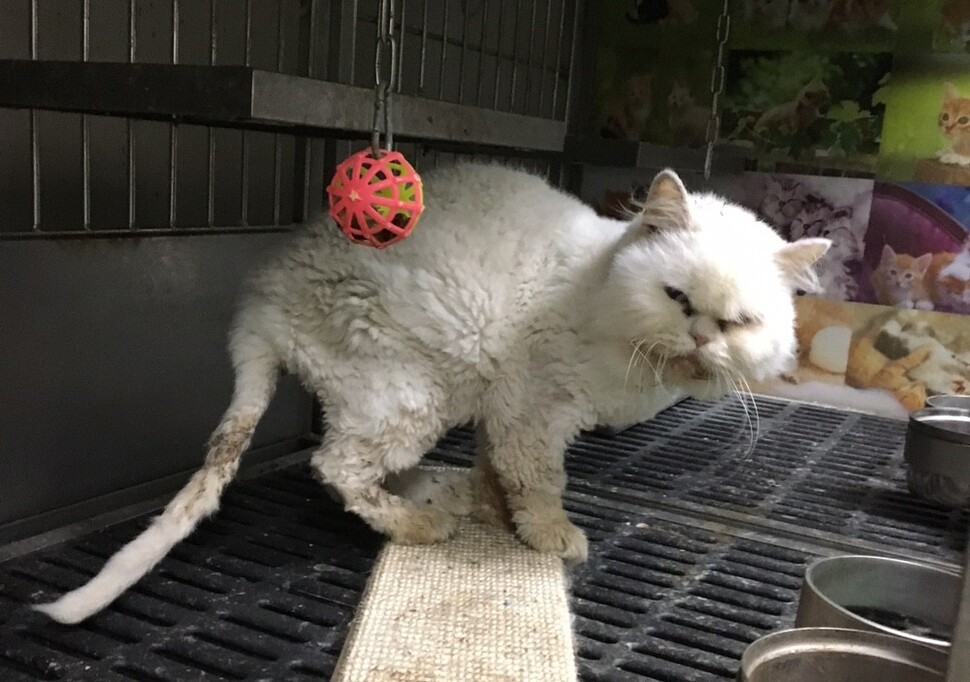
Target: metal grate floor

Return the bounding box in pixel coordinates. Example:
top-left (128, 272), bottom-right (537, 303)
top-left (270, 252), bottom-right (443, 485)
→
top-left (1, 396), bottom-right (966, 681)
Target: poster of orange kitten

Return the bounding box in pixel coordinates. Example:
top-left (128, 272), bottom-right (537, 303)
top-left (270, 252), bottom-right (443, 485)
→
top-left (936, 83), bottom-right (970, 166)
top-left (602, 73), bottom-right (653, 141)
top-left (870, 245), bottom-right (935, 310)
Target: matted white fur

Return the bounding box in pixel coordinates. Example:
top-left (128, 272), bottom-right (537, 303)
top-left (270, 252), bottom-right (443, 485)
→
top-left (35, 163), bottom-right (828, 624)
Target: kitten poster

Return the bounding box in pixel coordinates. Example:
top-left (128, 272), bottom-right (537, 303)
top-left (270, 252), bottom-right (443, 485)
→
top-left (591, 1), bottom-right (727, 148)
top-left (757, 299), bottom-right (970, 417)
top-left (876, 55), bottom-right (970, 186)
top-left (721, 50), bottom-right (892, 175)
top-left (935, 0), bottom-right (970, 53)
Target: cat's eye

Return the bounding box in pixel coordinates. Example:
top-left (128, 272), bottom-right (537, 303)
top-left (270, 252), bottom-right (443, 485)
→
top-left (960, 116), bottom-right (969, 125)
top-left (904, 272), bottom-right (913, 279)
top-left (663, 285), bottom-right (694, 316)
top-left (943, 113), bottom-right (950, 121)
top-left (717, 315), bottom-right (755, 333)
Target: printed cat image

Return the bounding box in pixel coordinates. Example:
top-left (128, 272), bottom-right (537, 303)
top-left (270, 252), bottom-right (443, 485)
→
top-left (941, 0), bottom-right (970, 49)
top-left (756, 79), bottom-right (830, 133)
top-left (936, 83), bottom-right (970, 166)
top-left (625, 0), bottom-right (696, 25)
top-left (826, 0), bottom-right (897, 32)
top-left (758, 177), bottom-right (811, 230)
top-left (32, 164), bottom-right (829, 623)
top-left (926, 237), bottom-right (970, 313)
top-left (870, 244), bottom-right (935, 310)
top-left (875, 316), bottom-right (970, 396)
top-left (788, 0), bottom-right (832, 32)
top-left (667, 81), bottom-right (710, 148)
top-left (602, 73), bottom-right (653, 141)
top-left (790, 204), bottom-right (862, 300)
top-left (742, 0), bottom-right (789, 28)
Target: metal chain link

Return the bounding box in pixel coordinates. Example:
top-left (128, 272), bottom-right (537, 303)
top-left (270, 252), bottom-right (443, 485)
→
top-left (372, 0), bottom-right (399, 154)
top-left (704, 0), bottom-right (730, 180)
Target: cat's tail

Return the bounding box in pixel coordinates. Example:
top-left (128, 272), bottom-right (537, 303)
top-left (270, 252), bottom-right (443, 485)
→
top-left (34, 333), bottom-right (279, 624)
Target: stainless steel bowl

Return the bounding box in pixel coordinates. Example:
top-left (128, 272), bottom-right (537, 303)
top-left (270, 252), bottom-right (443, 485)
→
top-left (905, 407), bottom-right (970, 507)
top-left (738, 628), bottom-right (946, 681)
top-left (795, 555), bottom-right (959, 651)
top-left (925, 394), bottom-right (970, 410)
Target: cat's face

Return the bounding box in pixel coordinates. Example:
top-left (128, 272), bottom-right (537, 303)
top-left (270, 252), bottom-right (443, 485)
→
top-left (627, 74), bottom-right (653, 108)
top-left (759, 178), bottom-right (807, 228)
top-left (607, 170), bottom-right (830, 394)
top-left (667, 83), bottom-right (693, 111)
top-left (940, 83), bottom-right (970, 140)
top-left (878, 245), bottom-right (931, 291)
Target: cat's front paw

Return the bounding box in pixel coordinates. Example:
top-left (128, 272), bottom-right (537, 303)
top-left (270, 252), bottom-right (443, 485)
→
top-left (514, 510), bottom-right (589, 564)
top-left (388, 507), bottom-right (458, 545)
top-left (915, 300), bottom-right (935, 311)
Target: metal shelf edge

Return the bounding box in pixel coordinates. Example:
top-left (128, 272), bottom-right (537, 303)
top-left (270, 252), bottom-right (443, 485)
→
top-left (0, 60), bottom-right (566, 152)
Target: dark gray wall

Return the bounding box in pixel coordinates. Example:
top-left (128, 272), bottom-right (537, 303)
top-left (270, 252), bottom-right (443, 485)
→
top-left (0, 234), bottom-right (313, 542)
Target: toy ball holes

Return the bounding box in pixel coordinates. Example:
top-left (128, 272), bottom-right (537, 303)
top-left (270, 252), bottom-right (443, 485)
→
top-left (326, 149), bottom-right (424, 248)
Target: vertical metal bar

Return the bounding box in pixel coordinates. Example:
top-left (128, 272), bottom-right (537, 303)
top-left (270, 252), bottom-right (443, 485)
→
top-left (241, 0), bottom-right (251, 225)
top-left (492, 0), bottom-right (504, 109)
top-left (537, 0), bottom-right (552, 116)
top-left (29, 0), bottom-right (40, 231)
top-left (562, 0), bottom-right (582, 133)
top-left (169, 0), bottom-right (179, 229)
top-left (457, 0), bottom-right (469, 102)
top-left (82, 0), bottom-right (91, 230)
top-left (396, 0), bottom-right (407, 92)
top-left (475, 0), bottom-right (488, 106)
top-left (207, 0), bottom-right (217, 226)
top-left (348, 0), bottom-right (359, 84)
top-left (128, 0), bottom-right (136, 228)
top-left (419, 0), bottom-right (428, 92)
top-left (307, 0), bottom-right (317, 78)
top-left (437, 0), bottom-right (449, 99)
top-left (523, 0), bottom-right (537, 115)
top-left (509, 0), bottom-right (522, 110)
top-left (550, 0), bottom-right (566, 118)
top-left (273, 0), bottom-right (284, 226)
top-left (302, 138), bottom-right (312, 221)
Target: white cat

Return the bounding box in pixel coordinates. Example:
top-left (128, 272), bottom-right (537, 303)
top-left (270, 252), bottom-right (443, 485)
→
top-left (789, 201), bottom-right (862, 301)
top-left (34, 164), bottom-right (828, 624)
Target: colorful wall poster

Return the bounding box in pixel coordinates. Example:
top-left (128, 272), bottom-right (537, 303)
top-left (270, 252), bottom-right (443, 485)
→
top-left (934, 0), bottom-right (970, 53)
top-left (720, 50), bottom-right (892, 175)
top-left (876, 54), bottom-right (970, 185)
top-left (759, 297), bottom-right (970, 417)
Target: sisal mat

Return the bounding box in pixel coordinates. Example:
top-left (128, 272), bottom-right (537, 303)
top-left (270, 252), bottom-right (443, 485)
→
top-left (331, 479), bottom-right (577, 682)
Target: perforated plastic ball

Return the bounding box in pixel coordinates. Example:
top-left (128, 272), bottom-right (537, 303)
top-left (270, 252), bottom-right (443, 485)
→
top-left (326, 149), bottom-right (424, 248)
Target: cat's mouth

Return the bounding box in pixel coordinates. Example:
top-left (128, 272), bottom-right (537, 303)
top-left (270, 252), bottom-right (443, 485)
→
top-left (665, 353), bottom-right (715, 382)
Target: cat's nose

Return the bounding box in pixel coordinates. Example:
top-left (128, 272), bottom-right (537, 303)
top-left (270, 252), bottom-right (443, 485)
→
top-left (691, 332), bottom-right (711, 348)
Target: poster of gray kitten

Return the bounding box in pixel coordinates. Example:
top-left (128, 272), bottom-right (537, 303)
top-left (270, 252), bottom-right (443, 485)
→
top-left (751, 173), bottom-right (871, 301)
top-left (33, 163), bottom-right (829, 624)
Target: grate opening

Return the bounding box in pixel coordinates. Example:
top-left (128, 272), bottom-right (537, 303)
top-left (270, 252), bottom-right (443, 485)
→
top-left (112, 664), bottom-right (169, 682)
top-left (0, 650), bottom-right (64, 681)
top-left (152, 645), bottom-right (248, 681)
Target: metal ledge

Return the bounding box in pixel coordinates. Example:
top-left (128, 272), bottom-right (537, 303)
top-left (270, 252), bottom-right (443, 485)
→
top-left (0, 60), bottom-right (566, 152)
top-left (564, 136), bottom-right (746, 173)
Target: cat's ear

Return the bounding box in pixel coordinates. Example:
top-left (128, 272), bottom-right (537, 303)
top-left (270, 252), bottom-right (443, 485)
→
top-left (915, 253), bottom-right (933, 273)
top-left (881, 244), bottom-right (896, 262)
top-left (944, 82), bottom-right (958, 101)
top-left (775, 238), bottom-right (831, 290)
top-left (646, 168), bottom-right (688, 205)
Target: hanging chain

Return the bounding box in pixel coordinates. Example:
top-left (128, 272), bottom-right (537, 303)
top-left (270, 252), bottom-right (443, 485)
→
top-left (372, 0), bottom-right (399, 154)
top-left (704, 0), bottom-right (730, 180)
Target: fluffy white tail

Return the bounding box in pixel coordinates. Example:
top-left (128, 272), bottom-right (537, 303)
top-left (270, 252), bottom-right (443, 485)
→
top-left (35, 347), bottom-right (277, 624)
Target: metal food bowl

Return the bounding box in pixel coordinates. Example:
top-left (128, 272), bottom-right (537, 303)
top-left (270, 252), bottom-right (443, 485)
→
top-left (925, 394), bottom-right (970, 410)
top-left (795, 555), bottom-right (959, 651)
top-left (738, 628), bottom-right (946, 681)
top-left (904, 407), bottom-right (970, 507)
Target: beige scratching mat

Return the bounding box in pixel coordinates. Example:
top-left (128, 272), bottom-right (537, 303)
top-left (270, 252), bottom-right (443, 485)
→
top-left (331, 518), bottom-right (578, 682)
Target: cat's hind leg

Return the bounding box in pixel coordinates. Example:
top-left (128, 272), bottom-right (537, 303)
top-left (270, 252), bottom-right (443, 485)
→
top-left (311, 382), bottom-right (457, 544)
